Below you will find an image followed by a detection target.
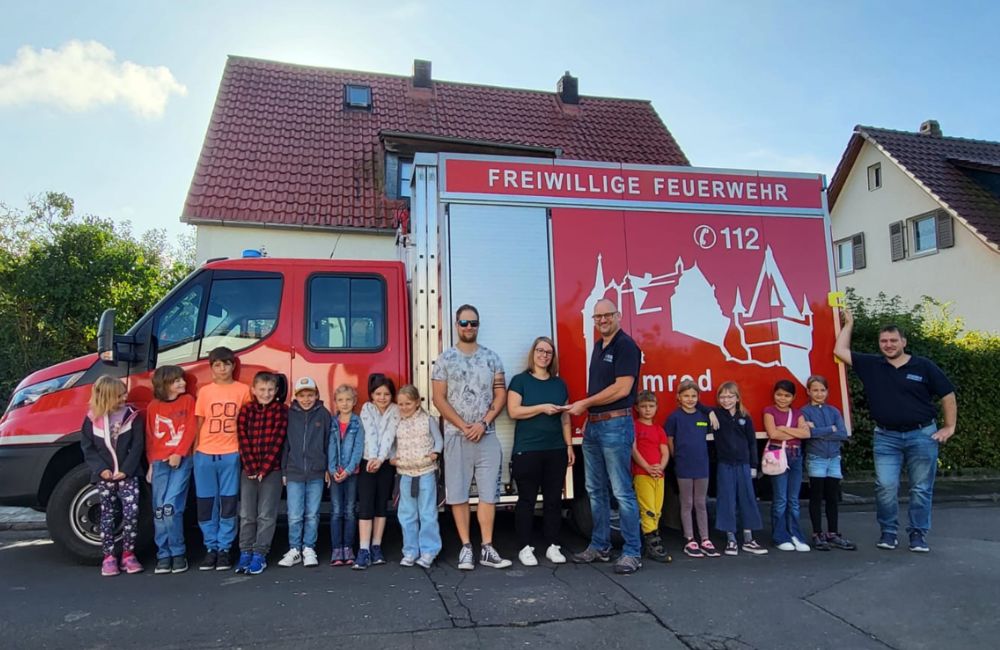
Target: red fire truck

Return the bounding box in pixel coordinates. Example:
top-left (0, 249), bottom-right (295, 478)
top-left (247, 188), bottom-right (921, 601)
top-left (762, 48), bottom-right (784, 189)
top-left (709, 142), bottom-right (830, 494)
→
top-left (0, 153), bottom-right (847, 561)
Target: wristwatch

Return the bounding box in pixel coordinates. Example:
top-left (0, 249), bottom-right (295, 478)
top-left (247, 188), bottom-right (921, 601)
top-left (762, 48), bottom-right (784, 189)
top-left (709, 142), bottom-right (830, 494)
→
top-left (480, 420), bottom-right (489, 429)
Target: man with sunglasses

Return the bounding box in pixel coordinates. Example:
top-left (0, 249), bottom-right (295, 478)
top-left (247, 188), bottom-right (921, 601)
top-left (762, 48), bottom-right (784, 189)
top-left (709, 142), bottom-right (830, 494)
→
top-left (568, 298), bottom-right (643, 574)
top-left (432, 304), bottom-right (512, 570)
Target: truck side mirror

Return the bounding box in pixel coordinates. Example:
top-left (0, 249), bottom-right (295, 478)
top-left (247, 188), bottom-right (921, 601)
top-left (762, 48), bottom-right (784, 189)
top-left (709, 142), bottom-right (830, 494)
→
top-left (97, 309), bottom-right (117, 363)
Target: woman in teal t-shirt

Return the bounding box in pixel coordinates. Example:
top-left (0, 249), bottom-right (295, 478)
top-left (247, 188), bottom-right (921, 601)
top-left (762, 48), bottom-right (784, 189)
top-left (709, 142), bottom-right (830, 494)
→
top-left (506, 336), bottom-right (575, 567)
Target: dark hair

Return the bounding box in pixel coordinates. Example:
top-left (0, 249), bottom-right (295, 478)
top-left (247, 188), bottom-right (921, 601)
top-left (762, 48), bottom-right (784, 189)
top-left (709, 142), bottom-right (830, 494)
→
top-left (635, 390), bottom-right (657, 405)
top-left (879, 324), bottom-right (905, 338)
top-left (253, 371), bottom-right (278, 387)
top-left (207, 346), bottom-right (236, 365)
top-left (455, 304), bottom-right (479, 320)
top-left (367, 373), bottom-right (397, 400)
top-left (773, 379), bottom-right (797, 396)
top-left (806, 375), bottom-right (828, 390)
top-left (152, 365), bottom-right (185, 401)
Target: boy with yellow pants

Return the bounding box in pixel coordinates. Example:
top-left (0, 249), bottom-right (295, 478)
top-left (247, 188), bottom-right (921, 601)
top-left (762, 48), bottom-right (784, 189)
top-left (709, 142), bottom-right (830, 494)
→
top-left (631, 390), bottom-right (672, 562)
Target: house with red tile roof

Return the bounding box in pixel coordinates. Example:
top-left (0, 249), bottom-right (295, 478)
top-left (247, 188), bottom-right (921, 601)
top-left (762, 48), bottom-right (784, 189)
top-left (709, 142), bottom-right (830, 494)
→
top-left (182, 56), bottom-right (688, 262)
top-left (828, 120), bottom-right (1000, 332)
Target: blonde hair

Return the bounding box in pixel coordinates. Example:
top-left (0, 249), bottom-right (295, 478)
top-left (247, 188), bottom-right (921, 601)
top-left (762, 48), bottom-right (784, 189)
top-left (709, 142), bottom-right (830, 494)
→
top-left (397, 384), bottom-right (421, 403)
top-left (806, 375), bottom-right (829, 390)
top-left (676, 379), bottom-right (699, 395)
top-left (526, 336), bottom-right (559, 376)
top-left (90, 375), bottom-right (127, 418)
top-left (334, 384), bottom-right (358, 401)
top-left (717, 380), bottom-right (749, 416)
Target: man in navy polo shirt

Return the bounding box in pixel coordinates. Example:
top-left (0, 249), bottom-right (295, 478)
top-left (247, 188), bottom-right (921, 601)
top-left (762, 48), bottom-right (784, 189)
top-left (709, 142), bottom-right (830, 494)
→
top-left (568, 298), bottom-right (643, 574)
top-left (834, 308), bottom-right (956, 553)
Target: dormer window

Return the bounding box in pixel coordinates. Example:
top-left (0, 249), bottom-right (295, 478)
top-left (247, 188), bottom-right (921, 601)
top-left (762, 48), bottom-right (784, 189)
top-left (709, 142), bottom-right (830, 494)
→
top-left (345, 84), bottom-right (372, 109)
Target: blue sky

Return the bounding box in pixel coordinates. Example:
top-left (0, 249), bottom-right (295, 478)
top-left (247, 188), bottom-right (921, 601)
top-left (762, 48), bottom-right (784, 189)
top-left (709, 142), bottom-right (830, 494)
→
top-left (1, 1), bottom-right (997, 240)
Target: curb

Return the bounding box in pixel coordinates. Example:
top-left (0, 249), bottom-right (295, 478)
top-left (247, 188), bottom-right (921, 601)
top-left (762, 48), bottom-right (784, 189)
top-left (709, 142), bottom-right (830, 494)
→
top-left (0, 521), bottom-right (48, 532)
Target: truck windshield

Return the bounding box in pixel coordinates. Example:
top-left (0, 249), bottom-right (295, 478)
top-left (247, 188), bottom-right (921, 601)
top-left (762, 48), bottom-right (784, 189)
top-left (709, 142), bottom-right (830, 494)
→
top-left (154, 274), bottom-right (282, 366)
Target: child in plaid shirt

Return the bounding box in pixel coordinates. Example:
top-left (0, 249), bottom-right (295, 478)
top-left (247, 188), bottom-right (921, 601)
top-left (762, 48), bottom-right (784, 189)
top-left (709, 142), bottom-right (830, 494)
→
top-left (235, 371), bottom-right (288, 575)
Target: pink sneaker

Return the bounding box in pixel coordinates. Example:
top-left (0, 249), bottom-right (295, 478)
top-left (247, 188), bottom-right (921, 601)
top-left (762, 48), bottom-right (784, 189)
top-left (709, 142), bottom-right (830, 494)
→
top-left (101, 555), bottom-right (120, 576)
top-left (120, 552), bottom-right (144, 574)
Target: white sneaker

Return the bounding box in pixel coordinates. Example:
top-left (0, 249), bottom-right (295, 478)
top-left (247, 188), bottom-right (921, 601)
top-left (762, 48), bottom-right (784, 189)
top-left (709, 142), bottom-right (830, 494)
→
top-left (400, 555), bottom-right (416, 567)
top-left (302, 547), bottom-right (319, 566)
top-left (776, 542), bottom-right (795, 552)
top-left (518, 545), bottom-right (538, 567)
top-left (791, 537), bottom-right (811, 552)
top-left (278, 548), bottom-right (302, 567)
top-left (545, 544), bottom-right (567, 564)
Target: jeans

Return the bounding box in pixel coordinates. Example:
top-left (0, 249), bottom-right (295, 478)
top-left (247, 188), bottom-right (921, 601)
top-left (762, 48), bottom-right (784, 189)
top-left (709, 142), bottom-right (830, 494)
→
top-left (193, 451), bottom-right (240, 552)
top-left (874, 423), bottom-right (939, 536)
top-left (582, 416), bottom-right (642, 557)
top-left (770, 447), bottom-right (805, 544)
top-left (286, 479), bottom-right (325, 550)
top-left (151, 456), bottom-right (193, 559)
top-left (238, 472), bottom-right (283, 555)
top-left (398, 472), bottom-right (442, 559)
top-left (329, 474), bottom-right (358, 549)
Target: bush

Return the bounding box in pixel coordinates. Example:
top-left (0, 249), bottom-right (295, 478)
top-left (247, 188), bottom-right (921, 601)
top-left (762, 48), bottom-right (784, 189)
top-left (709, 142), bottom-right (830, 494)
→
top-left (841, 290), bottom-right (1000, 473)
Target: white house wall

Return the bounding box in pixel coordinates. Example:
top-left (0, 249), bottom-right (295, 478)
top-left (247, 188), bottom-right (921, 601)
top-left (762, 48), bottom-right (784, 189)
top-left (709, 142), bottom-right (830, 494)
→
top-left (194, 225), bottom-right (397, 263)
top-left (831, 141), bottom-right (1000, 333)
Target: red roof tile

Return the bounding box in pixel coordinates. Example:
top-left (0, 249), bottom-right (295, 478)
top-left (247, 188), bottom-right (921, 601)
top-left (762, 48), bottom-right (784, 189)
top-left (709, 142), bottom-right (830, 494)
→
top-left (182, 56), bottom-right (689, 230)
top-left (829, 125), bottom-right (1000, 250)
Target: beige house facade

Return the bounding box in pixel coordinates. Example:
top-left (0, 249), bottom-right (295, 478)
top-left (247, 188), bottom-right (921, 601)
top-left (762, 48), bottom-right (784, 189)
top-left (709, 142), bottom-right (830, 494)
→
top-left (828, 122), bottom-right (1000, 333)
top-left (193, 224), bottom-right (396, 263)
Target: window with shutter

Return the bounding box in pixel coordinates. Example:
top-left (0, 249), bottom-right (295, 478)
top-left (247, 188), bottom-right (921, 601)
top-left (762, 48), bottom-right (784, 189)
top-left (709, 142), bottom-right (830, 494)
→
top-left (889, 221), bottom-right (906, 261)
top-left (936, 211), bottom-right (955, 249)
top-left (852, 232), bottom-right (866, 269)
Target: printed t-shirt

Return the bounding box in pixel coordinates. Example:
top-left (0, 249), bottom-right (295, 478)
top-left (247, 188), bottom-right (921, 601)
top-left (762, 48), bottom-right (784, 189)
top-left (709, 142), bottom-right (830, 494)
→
top-left (195, 381), bottom-right (251, 455)
top-left (632, 419), bottom-right (668, 477)
top-left (146, 394), bottom-right (198, 462)
top-left (431, 346), bottom-right (504, 437)
top-left (665, 408), bottom-right (711, 479)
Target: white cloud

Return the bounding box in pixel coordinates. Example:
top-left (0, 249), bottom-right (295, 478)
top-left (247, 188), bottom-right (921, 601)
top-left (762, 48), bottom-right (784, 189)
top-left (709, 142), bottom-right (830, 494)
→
top-left (0, 40), bottom-right (187, 119)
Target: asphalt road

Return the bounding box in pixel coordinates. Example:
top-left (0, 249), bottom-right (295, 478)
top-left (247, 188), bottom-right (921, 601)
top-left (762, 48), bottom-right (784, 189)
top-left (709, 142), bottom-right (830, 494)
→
top-left (1, 503), bottom-right (998, 649)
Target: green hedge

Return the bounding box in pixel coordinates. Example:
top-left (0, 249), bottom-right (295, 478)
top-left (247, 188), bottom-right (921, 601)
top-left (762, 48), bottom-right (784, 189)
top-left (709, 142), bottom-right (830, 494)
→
top-left (841, 290), bottom-right (1000, 474)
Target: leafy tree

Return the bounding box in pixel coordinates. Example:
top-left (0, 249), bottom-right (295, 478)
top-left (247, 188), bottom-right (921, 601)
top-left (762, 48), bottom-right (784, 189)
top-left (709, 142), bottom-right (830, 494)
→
top-left (0, 193), bottom-right (193, 402)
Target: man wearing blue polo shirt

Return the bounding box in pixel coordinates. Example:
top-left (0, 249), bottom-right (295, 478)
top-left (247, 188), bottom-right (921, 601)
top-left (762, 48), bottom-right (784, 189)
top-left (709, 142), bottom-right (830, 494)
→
top-left (834, 308), bottom-right (956, 553)
top-left (568, 298), bottom-right (643, 574)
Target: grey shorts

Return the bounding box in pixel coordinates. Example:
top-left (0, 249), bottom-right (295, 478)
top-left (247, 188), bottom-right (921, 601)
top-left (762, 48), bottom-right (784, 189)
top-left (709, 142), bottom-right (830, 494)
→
top-left (444, 432), bottom-right (502, 504)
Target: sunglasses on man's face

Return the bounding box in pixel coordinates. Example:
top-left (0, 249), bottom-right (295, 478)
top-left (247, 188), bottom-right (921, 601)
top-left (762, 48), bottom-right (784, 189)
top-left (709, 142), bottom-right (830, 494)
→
top-left (458, 320), bottom-right (480, 328)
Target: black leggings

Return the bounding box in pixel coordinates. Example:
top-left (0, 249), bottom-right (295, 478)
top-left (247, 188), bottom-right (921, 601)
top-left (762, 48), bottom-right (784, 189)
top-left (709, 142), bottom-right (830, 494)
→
top-left (809, 476), bottom-right (840, 534)
top-left (357, 461), bottom-right (396, 520)
top-left (511, 448), bottom-right (568, 547)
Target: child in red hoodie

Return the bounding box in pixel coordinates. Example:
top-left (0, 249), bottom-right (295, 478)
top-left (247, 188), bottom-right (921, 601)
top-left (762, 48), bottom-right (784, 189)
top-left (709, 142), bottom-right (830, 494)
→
top-left (146, 365), bottom-right (197, 574)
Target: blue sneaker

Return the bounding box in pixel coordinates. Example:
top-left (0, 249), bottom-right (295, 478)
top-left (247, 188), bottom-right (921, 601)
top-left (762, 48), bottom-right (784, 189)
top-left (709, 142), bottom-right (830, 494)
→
top-left (371, 545), bottom-right (386, 565)
top-left (235, 551), bottom-right (253, 573)
top-left (909, 531), bottom-right (930, 553)
top-left (248, 552), bottom-right (267, 575)
top-left (352, 548), bottom-right (371, 570)
top-left (876, 532), bottom-right (898, 550)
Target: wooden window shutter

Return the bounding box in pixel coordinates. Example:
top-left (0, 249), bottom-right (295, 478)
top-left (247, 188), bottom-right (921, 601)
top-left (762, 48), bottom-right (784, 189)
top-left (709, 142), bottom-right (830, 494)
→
top-left (889, 221), bottom-right (906, 261)
top-left (852, 232), bottom-right (866, 269)
top-left (936, 211), bottom-right (955, 249)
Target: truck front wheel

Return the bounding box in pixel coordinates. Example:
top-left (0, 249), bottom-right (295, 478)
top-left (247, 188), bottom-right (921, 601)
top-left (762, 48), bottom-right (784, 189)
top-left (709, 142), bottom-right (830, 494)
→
top-left (46, 464), bottom-right (152, 564)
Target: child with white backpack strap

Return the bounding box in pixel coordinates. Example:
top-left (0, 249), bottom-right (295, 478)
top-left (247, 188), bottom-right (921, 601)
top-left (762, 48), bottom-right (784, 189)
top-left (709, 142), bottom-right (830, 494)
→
top-left (762, 379), bottom-right (812, 552)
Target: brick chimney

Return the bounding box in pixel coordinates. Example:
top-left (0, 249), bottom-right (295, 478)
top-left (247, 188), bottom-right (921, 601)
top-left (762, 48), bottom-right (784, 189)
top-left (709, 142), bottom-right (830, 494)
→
top-left (413, 59), bottom-right (432, 89)
top-left (919, 120), bottom-right (942, 137)
top-left (557, 71), bottom-right (579, 105)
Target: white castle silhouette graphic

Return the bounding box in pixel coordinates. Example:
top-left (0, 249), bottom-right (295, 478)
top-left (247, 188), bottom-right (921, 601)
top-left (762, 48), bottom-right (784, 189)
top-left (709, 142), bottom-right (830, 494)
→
top-left (582, 246), bottom-right (814, 387)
